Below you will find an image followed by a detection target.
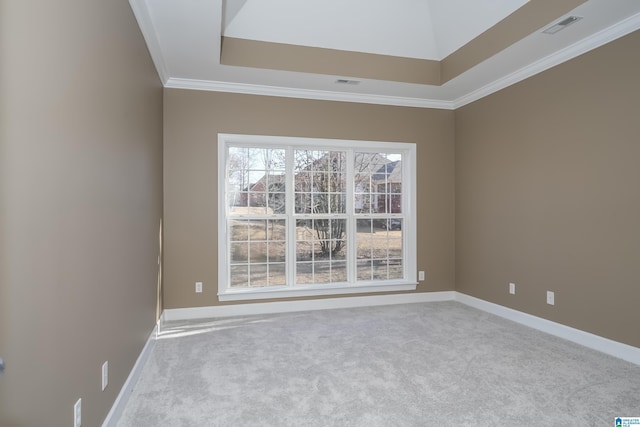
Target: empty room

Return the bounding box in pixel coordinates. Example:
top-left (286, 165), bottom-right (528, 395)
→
top-left (1, 0), bottom-right (639, 426)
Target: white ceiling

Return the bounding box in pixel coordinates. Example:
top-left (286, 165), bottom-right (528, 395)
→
top-left (129, 0), bottom-right (640, 109)
top-left (223, 0), bottom-right (529, 60)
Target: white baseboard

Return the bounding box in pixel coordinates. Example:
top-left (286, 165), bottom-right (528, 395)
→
top-left (163, 291), bottom-right (456, 322)
top-left (163, 291), bottom-right (640, 366)
top-left (102, 315), bottom-right (162, 427)
top-left (455, 292), bottom-right (640, 366)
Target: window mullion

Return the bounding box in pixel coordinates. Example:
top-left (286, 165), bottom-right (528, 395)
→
top-left (285, 146), bottom-right (296, 288)
top-left (220, 141), bottom-right (231, 295)
top-left (346, 149), bottom-right (356, 285)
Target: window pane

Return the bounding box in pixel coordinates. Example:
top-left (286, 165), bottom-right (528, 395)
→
top-left (295, 150), bottom-right (346, 215)
top-left (295, 193), bottom-right (312, 214)
top-left (356, 219), bottom-right (374, 259)
top-left (295, 171), bottom-right (312, 192)
top-left (313, 262), bottom-right (331, 284)
top-left (230, 265), bottom-right (248, 288)
top-left (372, 262), bottom-right (388, 280)
top-left (269, 263), bottom-right (286, 286)
top-left (357, 240), bottom-right (373, 259)
top-left (331, 261), bottom-right (347, 283)
top-left (356, 218), bottom-right (403, 282)
top-left (296, 262), bottom-right (313, 285)
top-left (228, 147), bottom-right (285, 216)
top-left (230, 220), bottom-right (248, 241)
top-left (356, 218), bottom-right (373, 233)
top-left (268, 242), bottom-right (286, 263)
top-left (295, 217), bottom-right (346, 284)
top-left (389, 260), bottom-right (403, 280)
top-left (249, 242), bottom-right (267, 262)
top-left (228, 216), bottom-right (287, 288)
top-left (230, 242), bottom-right (248, 263)
top-left (267, 219), bottom-right (286, 240)
top-left (357, 260), bottom-right (372, 281)
top-left (389, 236), bottom-right (402, 259)
top-left (250, 264), bottom-right (268, 287)
top-left (354, 153), bottom-right (402, 215)
top-left (267, 192), bottom-right (285, 213)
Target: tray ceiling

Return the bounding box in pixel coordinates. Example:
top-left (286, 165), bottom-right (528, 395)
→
top-left (223, 0), bottom-right (529, 60)
top-left (129, 0), bottom-right (640, 109)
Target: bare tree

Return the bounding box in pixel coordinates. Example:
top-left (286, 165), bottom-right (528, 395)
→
top-left (294, 150), bottom-right (347, 257)
top-left (228, 147), bottom-right (254, 206)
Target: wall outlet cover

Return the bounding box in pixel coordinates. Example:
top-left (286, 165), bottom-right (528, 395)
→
top-left (74, 398), bottom-right (82, 427)
top-left (102, 361), bottom-right (108, 391)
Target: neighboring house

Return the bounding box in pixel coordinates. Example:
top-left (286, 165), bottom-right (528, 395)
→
top-left (372, 160), bottom-right (402, 214)
top-left (355, 157), bottom-right (402, 214)
top-left (236, 173), bottom-right (286, 211)
top-left (238, 153), bottom-right (402, 215)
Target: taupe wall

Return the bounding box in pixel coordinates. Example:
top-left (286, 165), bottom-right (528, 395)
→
top-left (0, 1), bottom-right (163, 426)
top-left (455, 30), bottom-right (640, 348)
top-left (163, 89), bottom-right (455, 309)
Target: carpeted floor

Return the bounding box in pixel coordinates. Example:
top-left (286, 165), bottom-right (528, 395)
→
top-left (117, 301), bottom-right (640, 426)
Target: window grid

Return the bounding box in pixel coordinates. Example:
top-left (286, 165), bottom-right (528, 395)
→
top-left (219, 135), bottom-right (416, 300)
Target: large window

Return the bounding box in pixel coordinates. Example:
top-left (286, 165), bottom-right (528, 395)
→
top-left (218, 134), bottom-right (416, 301)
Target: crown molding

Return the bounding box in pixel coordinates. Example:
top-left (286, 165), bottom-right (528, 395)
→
top-left (165, 78), bottom-right (455, 110)
top-left (453, 10), bottom-right (640, 109)
top-left (156, 9), bottom-right (640, 110)
top-left (129, 0), bottom-right (170, 84)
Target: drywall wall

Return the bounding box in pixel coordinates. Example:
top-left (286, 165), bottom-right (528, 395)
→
top-left (0, 0), bottom-right (163, 425)
top-left (455, 30), bottom-right (640, 348)
top-left (163, 89), bottom-right (455, 309)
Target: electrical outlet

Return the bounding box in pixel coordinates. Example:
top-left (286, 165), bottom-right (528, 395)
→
top-left (547, 291), bottom-right (555, 305)
top-left (509, 282), bottom-right (516, 295)
top-left (102, 361), bottom-right (108, 391)
top-left (74, 398), bottom-right (82, 427)
top-left (418, 271), bottom-right (425, 281)
top-left (195, 282), bottom-right (203, 293)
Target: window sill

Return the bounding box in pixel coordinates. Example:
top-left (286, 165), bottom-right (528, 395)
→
top-left (218, 282), bottom-right (417, 302)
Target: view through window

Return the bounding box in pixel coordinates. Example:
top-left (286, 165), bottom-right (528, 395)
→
top-left (219, 134), bottom-right (416, 300)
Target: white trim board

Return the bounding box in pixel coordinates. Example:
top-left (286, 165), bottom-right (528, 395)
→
top-left (455, 292), bottom-right (640, 366)
top-left (102, 317), bottom-right (162, 427)
top-left (128, 0), bottom-right (169, 84)
top-left (452, 10), bottom-right (640, 108)
top-left (163, 291), bottom-right (639, 366)
top-left (163, 292), bottom-right (455, 322)
top-left (165, 78), bottom-right (455, 110)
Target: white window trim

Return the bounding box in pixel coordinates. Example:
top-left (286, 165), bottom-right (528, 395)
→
top-left (218, 133), bottom-right (417, 302)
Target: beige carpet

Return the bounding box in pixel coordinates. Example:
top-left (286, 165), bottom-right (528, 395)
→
top-left (117, 301), bottom-right (640, 426)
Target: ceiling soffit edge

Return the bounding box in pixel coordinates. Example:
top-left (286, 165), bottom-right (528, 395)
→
top-left (220, 0), bottom-right (587, 86)
top-left (441, 0), bottom-right (587, 83)
top-left (170, 11), bottom-right (640, 110)
top-left (220, 37), bottom-right (440, 85)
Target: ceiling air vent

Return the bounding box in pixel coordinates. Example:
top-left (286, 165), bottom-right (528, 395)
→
top-left (335, 79), bottom-right (360, 85)
top-left (542, 16), bottom-right (582, 35)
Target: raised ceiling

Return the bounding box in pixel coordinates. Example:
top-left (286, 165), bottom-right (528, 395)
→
top-left (130, 0), bottom-right (640, 109)
top-left (223, 0), bottom-right (530, 60)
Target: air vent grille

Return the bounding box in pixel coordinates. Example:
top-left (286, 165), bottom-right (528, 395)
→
top-left (542, 16), bottom-right (582, 35)
top-left (335, 79), bottom-right (360, 85)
